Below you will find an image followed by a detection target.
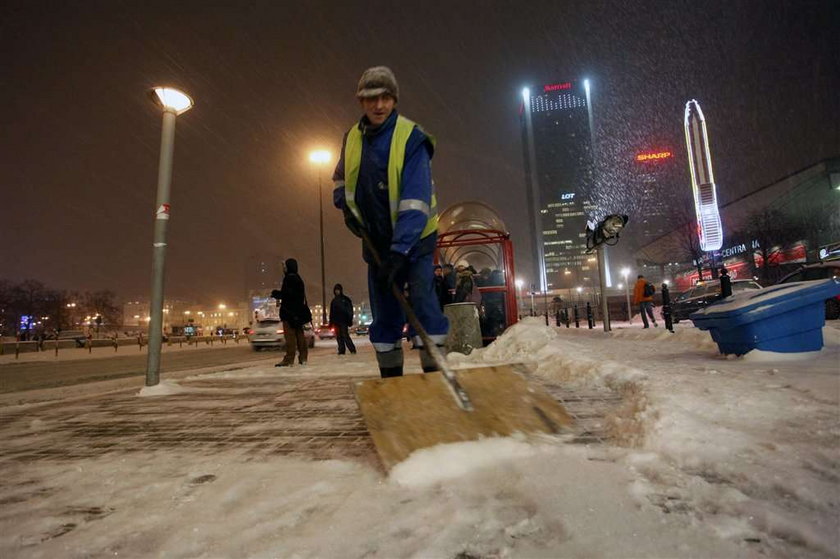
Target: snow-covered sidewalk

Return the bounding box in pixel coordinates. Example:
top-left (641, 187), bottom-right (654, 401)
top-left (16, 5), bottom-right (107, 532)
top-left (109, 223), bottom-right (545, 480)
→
top-left (0, 319), bottom-right (837, 558)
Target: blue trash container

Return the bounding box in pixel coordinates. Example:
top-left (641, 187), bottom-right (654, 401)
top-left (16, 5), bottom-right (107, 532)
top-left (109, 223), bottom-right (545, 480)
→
top-left (690, 278), bottom-right (840, 355)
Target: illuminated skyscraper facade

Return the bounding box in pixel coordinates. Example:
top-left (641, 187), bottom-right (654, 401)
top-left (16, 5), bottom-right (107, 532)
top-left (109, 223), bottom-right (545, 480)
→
top-left (520, 80), bottom-right (596, 291)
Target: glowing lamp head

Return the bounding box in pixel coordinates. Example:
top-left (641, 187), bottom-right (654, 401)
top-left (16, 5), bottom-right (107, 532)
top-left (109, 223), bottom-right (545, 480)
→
top-left (309, 150), bottom-right (332, 164)
top-left (521, 87), bottom-right (530, 101)
top-left (150, 87), bottom-right (193, 115)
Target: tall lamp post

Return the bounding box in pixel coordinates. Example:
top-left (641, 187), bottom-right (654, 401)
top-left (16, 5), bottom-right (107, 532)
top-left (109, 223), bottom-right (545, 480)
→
top-left (309, 149), bottom-right (332, 326)
top-left (621, 267), bottom-right (632, 323)
top-left (515, 279), bottom-right (524, 317)
top-left (145, 87), bottom-right (193, 387)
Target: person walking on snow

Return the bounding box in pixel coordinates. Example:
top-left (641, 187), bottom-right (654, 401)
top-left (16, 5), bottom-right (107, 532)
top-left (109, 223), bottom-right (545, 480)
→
top-left (332, 66), bottom-right (449, 378)
top-left (329, 283), bottom-right (357, 355)
top-left (633, 274), bottom-right (658, 328)
top-left (272, 258), bottom-right (312, 366)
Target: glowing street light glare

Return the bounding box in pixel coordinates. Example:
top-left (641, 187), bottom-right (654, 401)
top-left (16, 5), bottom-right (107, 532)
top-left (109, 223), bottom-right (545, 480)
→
top-left (150, 87), bottom-right (194, 115)
top-left (521, 87), bottom-right (530, 101)
top-left (621, 267), bottom-right (630, 278)
top-left (218, 304), bottom-right (226, 310)
top-left (309, 150), bottom-right (331, 164)
top-left (515, 279), bottom-right (524, 288)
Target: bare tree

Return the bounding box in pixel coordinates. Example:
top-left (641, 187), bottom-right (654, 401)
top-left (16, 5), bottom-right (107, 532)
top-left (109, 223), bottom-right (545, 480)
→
top-left (82, 290), bottom-right (121, 331)
top-left (664, 198), bottom-right (706, 280)
top-left (736, 208), bottom-right (803, 283)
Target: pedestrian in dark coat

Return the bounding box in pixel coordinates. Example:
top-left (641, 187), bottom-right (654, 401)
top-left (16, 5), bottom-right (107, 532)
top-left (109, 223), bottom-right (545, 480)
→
top-left (272, 258), bottom-right (312, 366)
top-left (433, 265), bottom-right (447, 310)
top-left (329, 283), bottom-right (357, 355)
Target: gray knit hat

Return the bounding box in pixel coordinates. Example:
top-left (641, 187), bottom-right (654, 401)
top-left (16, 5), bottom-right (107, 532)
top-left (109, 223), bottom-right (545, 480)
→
top-left (356, 66), bottom-right (399, 100)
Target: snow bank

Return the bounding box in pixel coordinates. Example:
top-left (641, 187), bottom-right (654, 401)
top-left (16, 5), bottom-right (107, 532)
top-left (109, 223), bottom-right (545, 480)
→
top-left (137, 380), bottom-right (192, 397)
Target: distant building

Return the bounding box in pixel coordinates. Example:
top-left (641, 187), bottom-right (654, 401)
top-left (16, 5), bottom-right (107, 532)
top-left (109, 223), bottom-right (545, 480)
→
top-left (520, 80), bottom-right (597, 291)
top-left (630, 149), bottom-right (686, 247)
top-left (635, 157), bottom-right (840, 289)
top-left (122, 299), bottom-right (249, 333)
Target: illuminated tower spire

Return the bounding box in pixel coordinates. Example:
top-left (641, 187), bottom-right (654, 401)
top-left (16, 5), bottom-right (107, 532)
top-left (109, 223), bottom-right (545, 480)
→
top-left (684, 99), bottom-right (723, 251)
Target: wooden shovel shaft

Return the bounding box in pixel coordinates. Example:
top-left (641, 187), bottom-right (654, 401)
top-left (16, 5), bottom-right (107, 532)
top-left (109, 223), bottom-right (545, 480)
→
top-left (360, 229), bottom-right (474, 412)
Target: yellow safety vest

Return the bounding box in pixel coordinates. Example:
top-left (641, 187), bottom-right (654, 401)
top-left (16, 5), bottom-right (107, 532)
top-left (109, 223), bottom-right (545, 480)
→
top-left (343, 115), bottom-right (438, 240)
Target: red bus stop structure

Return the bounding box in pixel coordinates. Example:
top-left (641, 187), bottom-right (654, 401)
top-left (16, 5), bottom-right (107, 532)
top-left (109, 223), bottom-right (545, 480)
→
top-left (435, 202), bottom-right (519, 343)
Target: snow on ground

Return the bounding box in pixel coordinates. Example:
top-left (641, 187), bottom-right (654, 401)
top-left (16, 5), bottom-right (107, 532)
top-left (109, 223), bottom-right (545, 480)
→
top-left (1, 320), bottom-right (838, 558)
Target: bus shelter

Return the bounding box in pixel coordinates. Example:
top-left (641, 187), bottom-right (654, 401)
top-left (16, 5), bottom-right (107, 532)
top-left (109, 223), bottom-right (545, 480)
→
top-left (435, 201), bottom-right (518, 342)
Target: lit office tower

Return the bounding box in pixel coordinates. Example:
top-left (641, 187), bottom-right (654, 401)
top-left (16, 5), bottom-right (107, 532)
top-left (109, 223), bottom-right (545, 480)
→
top-left (520, 80), bottom-right (596, 291)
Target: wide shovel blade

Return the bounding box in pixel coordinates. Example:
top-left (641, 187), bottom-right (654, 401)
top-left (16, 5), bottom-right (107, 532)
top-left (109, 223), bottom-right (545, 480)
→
top-left (354, 364), bottom-right (573, 471)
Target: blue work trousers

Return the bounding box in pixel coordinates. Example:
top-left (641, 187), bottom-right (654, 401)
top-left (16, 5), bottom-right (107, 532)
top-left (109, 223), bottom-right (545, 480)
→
top-left (368, 250), bottom-right (449, 352)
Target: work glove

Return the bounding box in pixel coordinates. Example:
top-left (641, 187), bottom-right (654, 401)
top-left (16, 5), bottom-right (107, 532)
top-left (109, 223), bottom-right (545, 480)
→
top-left (343, 206), bottom-right (365, 239)
top-left (377, 251), bottom-right (408, 290)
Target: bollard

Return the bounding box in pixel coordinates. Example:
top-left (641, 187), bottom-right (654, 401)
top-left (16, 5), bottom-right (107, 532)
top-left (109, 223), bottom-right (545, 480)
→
top-left (444, 302), bottom-right (483, 355)
top-left (662, 283), bottom-right (674, 333)
top-left (138, 336), bottom-right (143, 351)
top-left (573, 304), bottom-right (580, 328)
top-left (563, 308), bottom-right (570, 328)
top-left (87, 338), bottom-right (92, 353)
top-left (586, 302), bottom-right (594, 329)
top-left (114, 337), bottom-right (118, 352)
top-left (55, 338), bottom-right (59, 357)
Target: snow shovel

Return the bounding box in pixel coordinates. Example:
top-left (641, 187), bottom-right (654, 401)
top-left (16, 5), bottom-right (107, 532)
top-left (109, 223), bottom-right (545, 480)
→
top-left (353, 230), bottom-right (573, 471)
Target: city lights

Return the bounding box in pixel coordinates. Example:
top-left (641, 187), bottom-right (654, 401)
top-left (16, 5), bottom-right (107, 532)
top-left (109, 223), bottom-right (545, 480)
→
top-left (309, 150), bottom-right (331, 164)
top-left (150, 87), bottom-right (194, 115)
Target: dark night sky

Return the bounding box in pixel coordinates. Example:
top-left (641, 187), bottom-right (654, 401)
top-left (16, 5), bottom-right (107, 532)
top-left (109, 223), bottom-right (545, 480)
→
top-left (1, 0), bottom-right (837, 305)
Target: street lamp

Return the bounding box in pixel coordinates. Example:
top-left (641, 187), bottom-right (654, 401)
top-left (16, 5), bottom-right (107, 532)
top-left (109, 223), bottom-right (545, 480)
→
top-left (515, 279), bottom-right (524, 316)
top-left (145, 86), bottom-right (193, 387)
top-left (309, 149), bottom-right (332, 326)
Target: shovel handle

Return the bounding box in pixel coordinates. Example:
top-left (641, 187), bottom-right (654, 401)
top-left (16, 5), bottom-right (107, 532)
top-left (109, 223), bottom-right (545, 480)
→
top-left (359, 228), bottom-right (474, 411)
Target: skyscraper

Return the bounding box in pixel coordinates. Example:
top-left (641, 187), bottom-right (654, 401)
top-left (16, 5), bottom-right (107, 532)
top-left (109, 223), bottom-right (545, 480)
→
top-left (520, 79), bottom-right (596, 291)
top-left (632, 148), bottom-right (685, 246)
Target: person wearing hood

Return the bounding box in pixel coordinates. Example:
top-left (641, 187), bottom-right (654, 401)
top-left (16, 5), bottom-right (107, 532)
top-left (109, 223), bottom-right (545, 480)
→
top-left (329, 283), bottom-right (357, 355)
top-left (332, 66), bottom-right (448, 378)
top-left (271, 258), bottom-right (312, 366)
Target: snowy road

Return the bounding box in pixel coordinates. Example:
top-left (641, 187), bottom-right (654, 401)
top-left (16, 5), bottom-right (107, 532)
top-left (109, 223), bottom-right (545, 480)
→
top-left (0, 343), bottom-right (334, 394)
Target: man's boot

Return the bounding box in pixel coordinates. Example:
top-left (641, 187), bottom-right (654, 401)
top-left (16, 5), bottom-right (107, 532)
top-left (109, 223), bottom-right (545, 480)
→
top-left (419, 345), bottom-right (445, 373)
top-left (376, 348), bottom-right (404, 378)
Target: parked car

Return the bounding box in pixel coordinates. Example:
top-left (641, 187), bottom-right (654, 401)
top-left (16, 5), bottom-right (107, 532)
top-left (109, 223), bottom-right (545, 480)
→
top-left (353, 324), bottom-right (370, 336)
top-left (672, 279), bottom-right (763, 323)
top-left (776, 261), bottom-right (840, 319)
top-left (316, 324), bottom-right (336, 340)
top-left (249, 319), bottom-right (315, 351)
